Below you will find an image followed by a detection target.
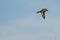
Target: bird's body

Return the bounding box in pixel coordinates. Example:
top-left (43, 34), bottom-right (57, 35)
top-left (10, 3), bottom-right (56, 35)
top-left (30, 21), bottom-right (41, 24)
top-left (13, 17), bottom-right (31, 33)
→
top-left (37, 8), bottom-right (48, 19)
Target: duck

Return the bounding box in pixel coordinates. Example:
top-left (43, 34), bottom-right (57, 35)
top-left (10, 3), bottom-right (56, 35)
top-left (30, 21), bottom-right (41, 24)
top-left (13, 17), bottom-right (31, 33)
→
top-left (37, 8), bottom-right (48, 19)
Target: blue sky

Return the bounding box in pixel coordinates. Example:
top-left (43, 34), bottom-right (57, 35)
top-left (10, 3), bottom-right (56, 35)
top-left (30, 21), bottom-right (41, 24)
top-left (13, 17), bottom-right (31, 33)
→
top-left (0, 0), bottom-right (60, 40)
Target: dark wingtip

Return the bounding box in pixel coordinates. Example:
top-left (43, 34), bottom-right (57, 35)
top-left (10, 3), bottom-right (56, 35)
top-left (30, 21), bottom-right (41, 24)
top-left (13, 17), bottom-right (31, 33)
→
top-left (43, 18), bottom-right (45, 19)
top-left (43, 16), bottom-right (45, 19)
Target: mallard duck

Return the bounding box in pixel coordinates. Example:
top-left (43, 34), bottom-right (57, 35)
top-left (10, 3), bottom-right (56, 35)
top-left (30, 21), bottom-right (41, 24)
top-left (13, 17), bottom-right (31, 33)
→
top-left (37, 8), bottom-right (48, 19)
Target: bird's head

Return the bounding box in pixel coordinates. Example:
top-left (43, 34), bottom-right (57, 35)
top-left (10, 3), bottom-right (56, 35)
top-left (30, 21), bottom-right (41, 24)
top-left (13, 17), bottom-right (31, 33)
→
top-left (37, 11), bottom-right (40, 13)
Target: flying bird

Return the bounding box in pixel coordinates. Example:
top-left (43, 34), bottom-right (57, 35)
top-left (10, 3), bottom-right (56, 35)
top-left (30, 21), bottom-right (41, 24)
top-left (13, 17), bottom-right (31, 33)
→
top-left (37, 8), bottom-right (48, 19)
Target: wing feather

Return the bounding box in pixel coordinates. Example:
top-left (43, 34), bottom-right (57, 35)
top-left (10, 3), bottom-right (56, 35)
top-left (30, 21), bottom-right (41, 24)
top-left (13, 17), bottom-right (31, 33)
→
top-left (42, 12), bottom-right (45, 19)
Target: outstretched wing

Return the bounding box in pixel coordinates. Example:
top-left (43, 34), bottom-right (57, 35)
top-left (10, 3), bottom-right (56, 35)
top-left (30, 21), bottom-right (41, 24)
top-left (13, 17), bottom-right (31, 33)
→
top-left (42, 12), bottom-right (45, 19)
